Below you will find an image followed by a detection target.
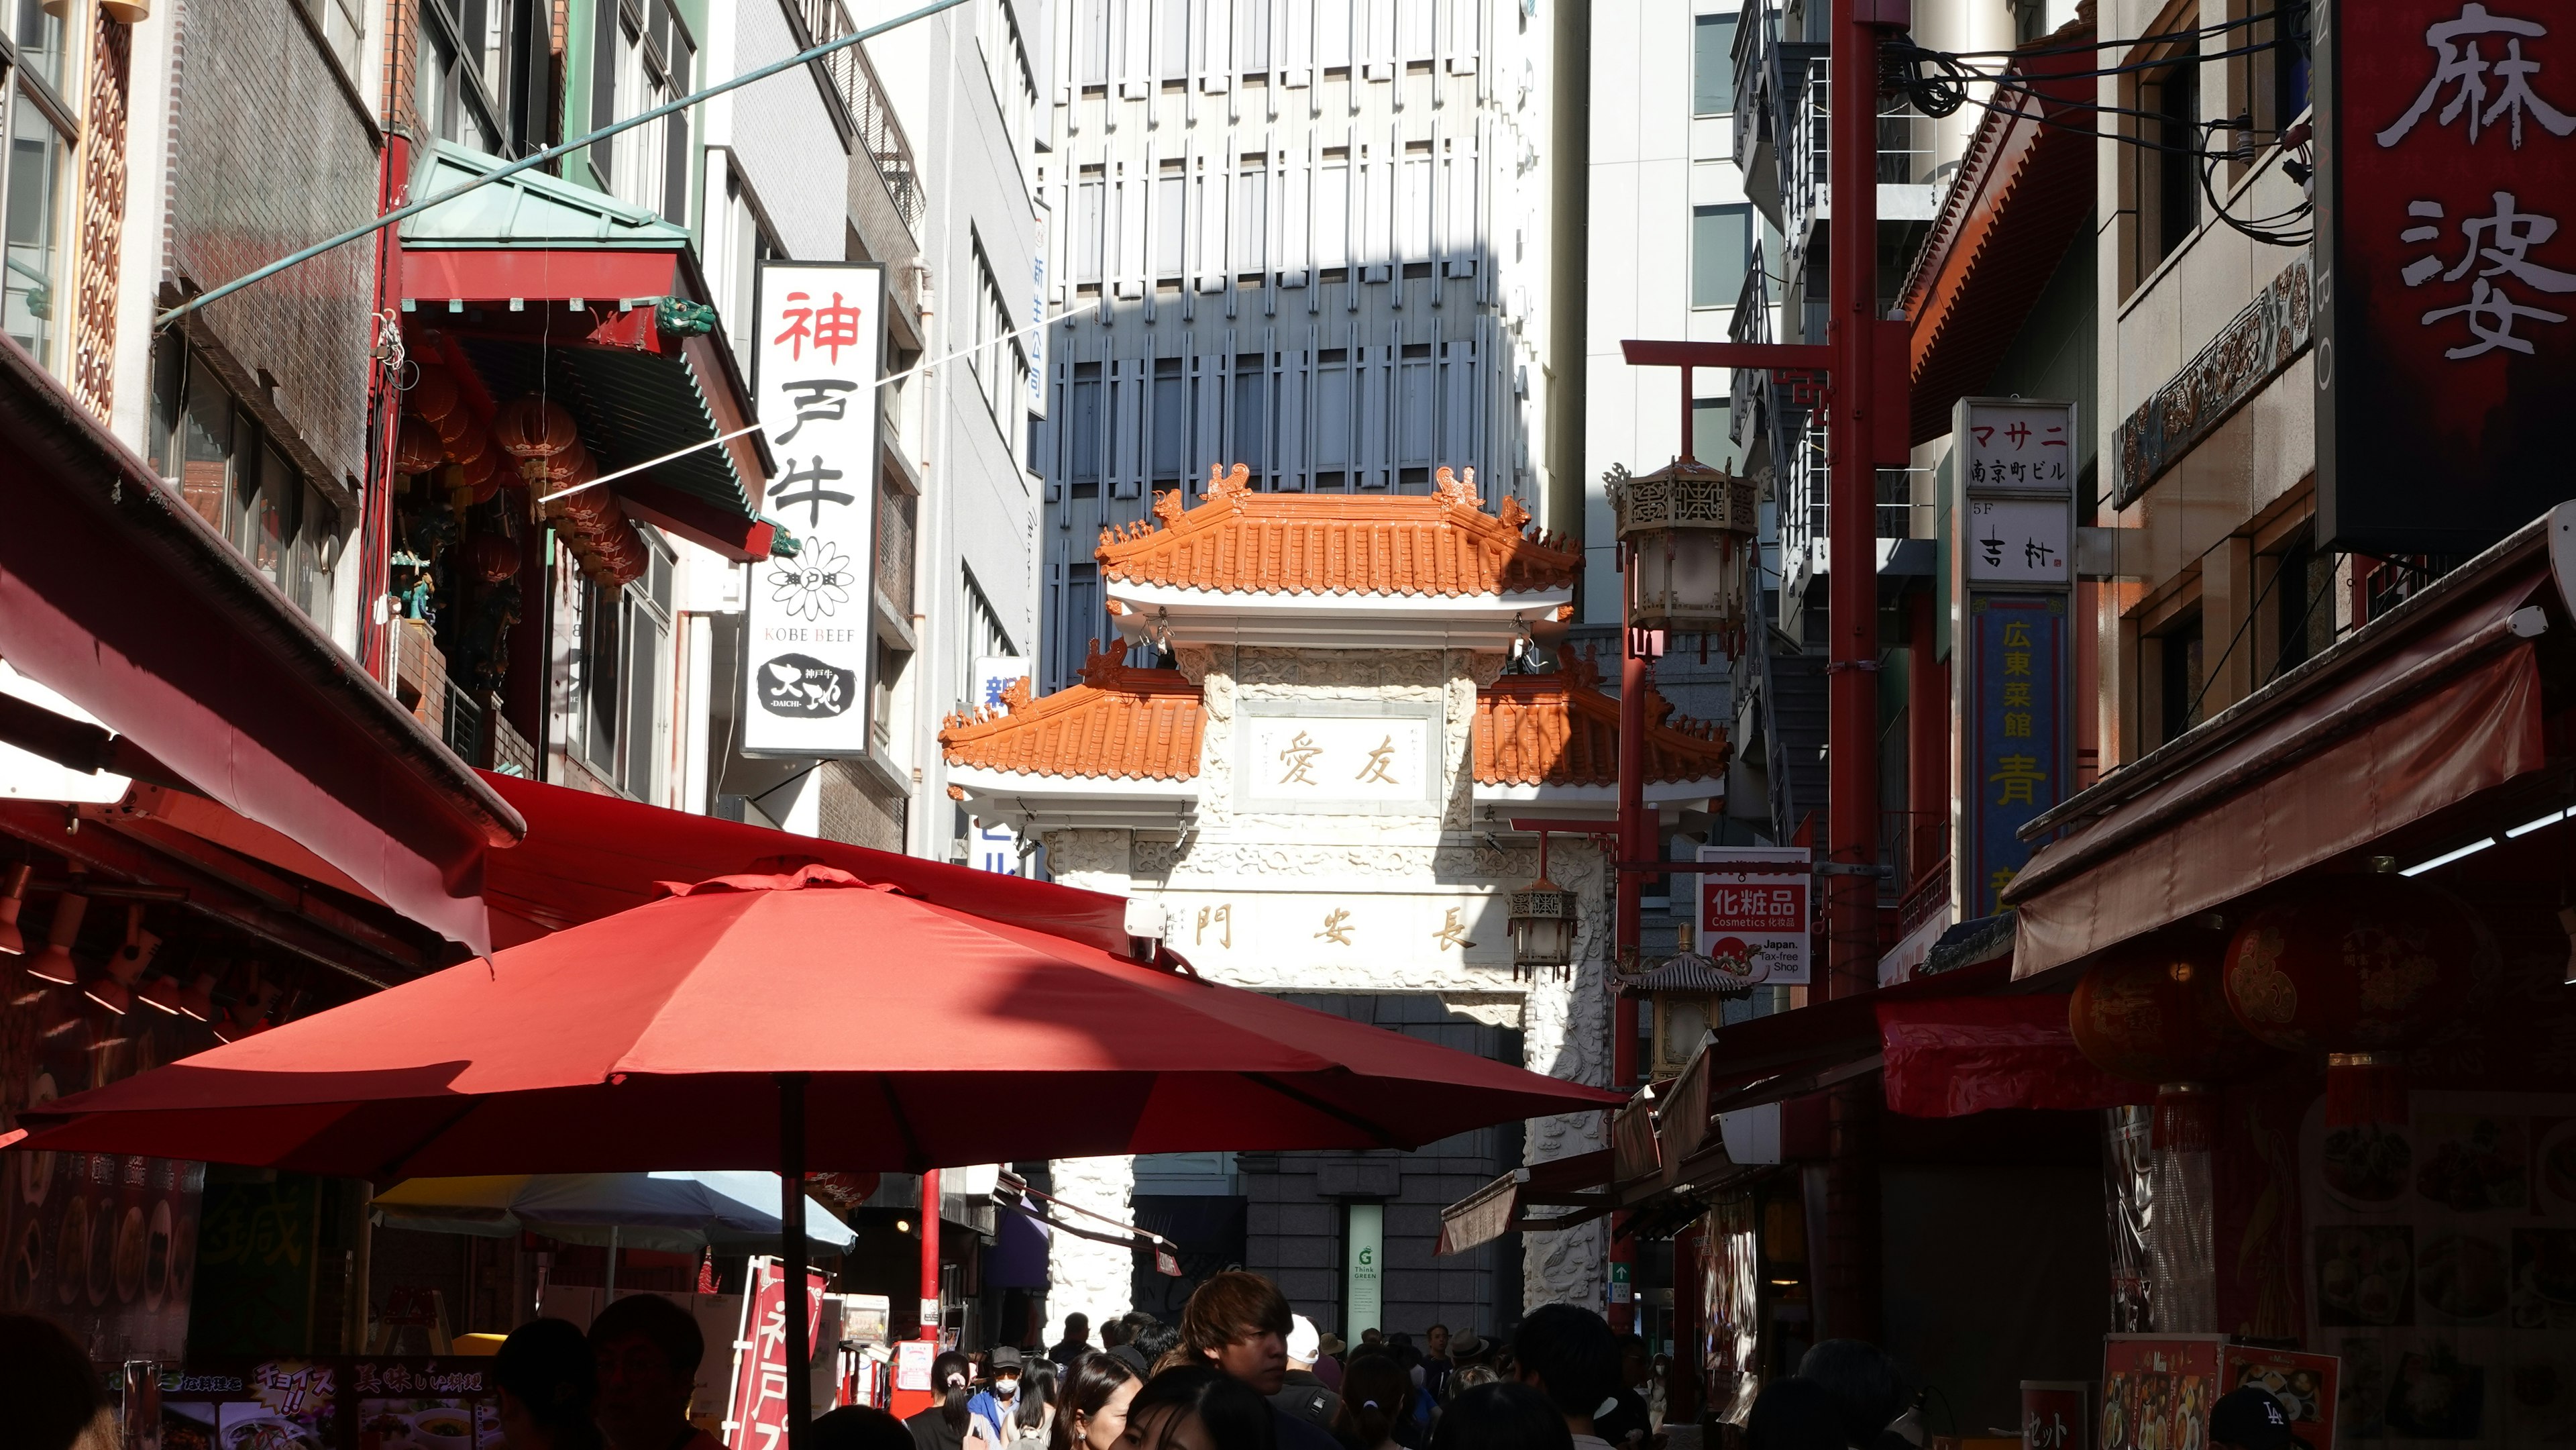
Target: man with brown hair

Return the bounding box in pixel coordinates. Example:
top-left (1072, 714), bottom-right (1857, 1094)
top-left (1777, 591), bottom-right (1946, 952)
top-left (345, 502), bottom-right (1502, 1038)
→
top-left (1179, 1272), bottom-right (1340, 1450)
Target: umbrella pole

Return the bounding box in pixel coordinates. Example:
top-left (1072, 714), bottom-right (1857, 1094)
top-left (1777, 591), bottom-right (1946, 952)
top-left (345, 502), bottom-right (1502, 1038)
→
top-left (780, 1073), bottom-right (811, 1450)
top-left (606, 1225), bottom-right (620, 1299)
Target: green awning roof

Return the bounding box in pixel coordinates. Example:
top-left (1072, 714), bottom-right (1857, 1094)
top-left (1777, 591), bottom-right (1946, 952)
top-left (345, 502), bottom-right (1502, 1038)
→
top-left (458, 335), bottom-right (754, 522)
top-left (401, 140), bottom-right (693, 250)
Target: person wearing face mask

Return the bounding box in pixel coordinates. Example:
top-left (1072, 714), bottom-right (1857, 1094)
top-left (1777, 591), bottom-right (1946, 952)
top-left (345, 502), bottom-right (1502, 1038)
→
top-left (969, 1347), bottom-right (1030, 1450)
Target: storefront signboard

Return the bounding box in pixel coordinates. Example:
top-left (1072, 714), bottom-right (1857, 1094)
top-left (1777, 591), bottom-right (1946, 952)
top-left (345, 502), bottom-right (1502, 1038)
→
top-left (1345, 1202), bottom-right (1383, 1335)
top-left (160, 1357), bottom-right (500, 1450)
top-left (724, 1257), bottom-right (832, 1449)
top-left (2021, 1381), bottom-right (2090, 1450)
top-left (2315, 0), bottom-right (2576, 554)
top-left (746, 262), bottom-right (883, 758)
top-left (1950, 398), bottom-right (2076, 918)
top-left (1692, 846), bottom-right (1812, 986)
top-left (969, 656), bottom-right (1031, 874)
top-left (2101, 1335), bottom-right (2225, 1450)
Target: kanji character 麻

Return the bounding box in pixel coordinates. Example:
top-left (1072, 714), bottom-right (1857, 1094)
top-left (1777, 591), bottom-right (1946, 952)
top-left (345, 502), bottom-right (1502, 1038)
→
top-left (2377, 2), bottom-right (2576, 150)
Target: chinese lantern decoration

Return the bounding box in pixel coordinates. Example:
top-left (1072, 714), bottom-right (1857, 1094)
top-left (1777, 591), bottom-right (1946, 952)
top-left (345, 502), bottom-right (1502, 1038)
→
top-left (470, 531), bottom-right (522, 582)
top-left (406, 364), bottom-right (460, 426)
top-left (455, 450), bottom-right (504, 506)
top-left (395, 417), bottom-right (445, 476)
top-left (2222, 872), bottom-right (2483, 1127)
top-left (429, 403), bottom-right (473, 448)
top-left (495, 396), bottom-right (582, 485)
top-left (445, 421), bottom-right (490, 470)
top-left (2070, 935), bottom-right (2282, 1149)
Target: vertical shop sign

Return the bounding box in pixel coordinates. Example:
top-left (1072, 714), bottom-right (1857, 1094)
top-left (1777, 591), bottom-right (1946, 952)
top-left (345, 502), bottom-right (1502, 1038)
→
top-left (747, 262), bottom-right (883, 757)
top-left (2315, 0), bottom-right (2576, 552)
top-left (969, 656), bottom-right (1032, 874)
top-left (1950, 399), bottom-right (2075, 919)
top-left (1344, 1202), bottom-right (1383, 1336)
top-left (725, 1257), bottom-right (831, 1449)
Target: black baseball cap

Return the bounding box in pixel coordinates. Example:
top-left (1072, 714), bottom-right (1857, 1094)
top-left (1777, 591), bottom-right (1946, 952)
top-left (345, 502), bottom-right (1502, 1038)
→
top-left (2210, 1388), bottom-right (2292, 1450)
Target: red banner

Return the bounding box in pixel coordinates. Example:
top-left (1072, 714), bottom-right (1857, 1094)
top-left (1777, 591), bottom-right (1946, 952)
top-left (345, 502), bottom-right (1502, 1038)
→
top-left (724, 1259), bottom-right (828, 1450)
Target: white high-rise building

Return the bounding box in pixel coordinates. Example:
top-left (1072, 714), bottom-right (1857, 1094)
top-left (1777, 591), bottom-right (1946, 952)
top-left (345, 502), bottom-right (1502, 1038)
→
top-left (1030, 0), bottom-right (1569, 690)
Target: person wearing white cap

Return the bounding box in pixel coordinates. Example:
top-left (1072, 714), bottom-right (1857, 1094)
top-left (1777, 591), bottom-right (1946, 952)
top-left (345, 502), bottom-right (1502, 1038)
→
top-left (1272, 1315), bottom-right (1344, 1433)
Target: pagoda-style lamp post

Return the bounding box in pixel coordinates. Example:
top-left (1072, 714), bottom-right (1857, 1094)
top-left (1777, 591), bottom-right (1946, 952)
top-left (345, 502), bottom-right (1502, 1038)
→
top-left (1606, 458), bottom-right (1760, 648)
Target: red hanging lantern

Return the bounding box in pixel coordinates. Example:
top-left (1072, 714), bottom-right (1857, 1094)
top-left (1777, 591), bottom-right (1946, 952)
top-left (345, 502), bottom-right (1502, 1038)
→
top-left (430, 405), bottom-right (473, 447)
top-left (395, 417), bottom-right (445, 476)
top-left (2222, 873), bottom-right (2483, 1127)
top-left (2071, 935), bottom-right (2282, 1149)
top-left (470, 531), bottom-right (522, 582)
top-left (445, 422), bottom-right (490, 470)
top-left (495, 395), bottom-right (581, 482)
top-left (406, 365), bottom-right (460, 425)
top-left (521, 438), bottom-right (594, 486)
top-left (458, 450), bottom-right (504, 505)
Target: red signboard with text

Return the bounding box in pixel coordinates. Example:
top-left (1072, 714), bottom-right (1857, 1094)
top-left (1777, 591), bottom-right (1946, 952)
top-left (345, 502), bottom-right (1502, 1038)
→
top-left (1693, 847), bottom-right (1811, 987)
top-left (723, 1259), bottom-right (828, 1450)
top-left (2316, 0), bottom-right (2576, 553)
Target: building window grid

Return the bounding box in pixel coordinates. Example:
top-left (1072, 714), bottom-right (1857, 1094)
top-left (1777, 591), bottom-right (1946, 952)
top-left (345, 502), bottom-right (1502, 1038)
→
top-left (593, 0), bottom-right (695, 222)
top-left (143, 338), bottom-right (345, 627)
top-left (1, 0), bottom-right (77, 376)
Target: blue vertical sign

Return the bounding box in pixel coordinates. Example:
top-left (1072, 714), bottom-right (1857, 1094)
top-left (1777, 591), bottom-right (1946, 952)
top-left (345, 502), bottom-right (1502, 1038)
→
top-left (970, 656), bottom-right (1031, 875)
top-left (1967, 595), bottom-right (2065, 916)
top-left (1949, 398), bottom-right (2077, 923)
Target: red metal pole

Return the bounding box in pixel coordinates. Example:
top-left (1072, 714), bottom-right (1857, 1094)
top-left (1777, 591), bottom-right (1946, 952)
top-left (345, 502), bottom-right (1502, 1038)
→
top-left (919, 1168), bottom-right (943, 1343)
top-left (1822, 0), bottom-right (1884, 1343)
top-left (1610, 601), bottom-right (1647, 1333)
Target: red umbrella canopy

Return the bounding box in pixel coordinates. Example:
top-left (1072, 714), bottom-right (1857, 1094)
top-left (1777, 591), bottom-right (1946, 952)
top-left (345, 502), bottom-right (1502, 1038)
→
top-left (6, 867), bottom-right (1621, 1179)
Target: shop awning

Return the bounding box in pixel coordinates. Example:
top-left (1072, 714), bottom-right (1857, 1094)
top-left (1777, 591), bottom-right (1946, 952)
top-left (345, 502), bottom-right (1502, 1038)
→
top-left (1877, 994), bottom-right (2144, 1118)
top-left (1435, 1147), bottom-right (1627, 1257)
top-left (2003, 504), bottom-right (2573, 978)
top-left (1895, 18), bottom-right (2098, 445)
top-left (476, 771), bottom-right (1137, 957)
top-left (400, 142), bottom-right (773, 562)
top-left (0, 333), bottom-right (522, 953)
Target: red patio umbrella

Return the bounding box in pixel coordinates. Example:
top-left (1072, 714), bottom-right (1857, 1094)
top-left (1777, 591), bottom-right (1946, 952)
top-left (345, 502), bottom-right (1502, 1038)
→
top-left (10, 865), bottom-right (1617, 1438)
top-left (6, 864), bottom-right (1618, 1172)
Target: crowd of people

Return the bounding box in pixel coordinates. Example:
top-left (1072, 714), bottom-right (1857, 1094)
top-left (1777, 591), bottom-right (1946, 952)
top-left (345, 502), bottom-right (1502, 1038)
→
top-left (19, 1262), bottom-right (2310, 1450)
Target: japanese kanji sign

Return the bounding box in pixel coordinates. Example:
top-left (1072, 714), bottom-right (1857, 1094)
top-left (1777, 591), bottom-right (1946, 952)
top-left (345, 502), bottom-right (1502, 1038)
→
top-left (746, 262), bottom-right (883, 757)
top-left (1693, 846), bottom-right (1813, 987)
top-left (970, 656), bottom-right (1030, 874)
top-left (724, 1257), bottom-right (831, 1449)
top-left (1950, 398), bottom-right (2075, 922)
top-left (1964, 597), bottom-right (2065, 917)
top-left (2317, 0), bottom-right (2576, 552)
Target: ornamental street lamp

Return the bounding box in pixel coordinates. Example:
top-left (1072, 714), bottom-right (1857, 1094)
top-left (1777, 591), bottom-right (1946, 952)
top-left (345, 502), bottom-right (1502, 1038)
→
top-left (1606, 458), bottom-right (1759, 645)
top-left (1623, 924), bottom-right (1767, 1080)
top-left (1508, 878), bottom-right (1580, 978)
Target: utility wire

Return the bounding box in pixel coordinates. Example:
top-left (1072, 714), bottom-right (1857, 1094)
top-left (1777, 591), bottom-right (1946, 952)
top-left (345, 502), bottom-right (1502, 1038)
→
top-left (156, 0), bottom-right (975, 329)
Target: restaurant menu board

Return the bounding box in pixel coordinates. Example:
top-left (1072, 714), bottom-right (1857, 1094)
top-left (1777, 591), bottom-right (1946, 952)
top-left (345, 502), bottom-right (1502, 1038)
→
top-left (162, 1359), bottom-right (504, 1450)
top-left (2102, 1335), bottom-right (2224, 1450)
top-left (2302, 1090), bottom-right (2576, 1446)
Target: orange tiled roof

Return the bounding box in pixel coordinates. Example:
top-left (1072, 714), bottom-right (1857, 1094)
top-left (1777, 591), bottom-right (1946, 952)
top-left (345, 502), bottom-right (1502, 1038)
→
top-left (1475, 649), bottom-right (1733, 786)
top-left (1095, 464), bottom-right (1582, 597)
top-left (942, 646), bottom-right (1729, 788)
top-left (938, 644), bottom-right (1206, 781)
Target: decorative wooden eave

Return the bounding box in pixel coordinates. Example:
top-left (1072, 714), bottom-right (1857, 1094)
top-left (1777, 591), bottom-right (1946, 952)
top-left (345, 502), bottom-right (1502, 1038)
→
top-left (943, 644), bottom-right (1729, 791)
top-left (1095, 464), bottom-right (1583, 599)
top-left (1474, 648), bottom-right (1734, 787)
top-left (938, 642), bottom-right (1207, 782)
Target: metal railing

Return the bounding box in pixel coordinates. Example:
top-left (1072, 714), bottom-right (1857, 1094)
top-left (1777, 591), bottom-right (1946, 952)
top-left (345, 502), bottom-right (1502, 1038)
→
top-left (808, 0), bottom-right (926, 236)
top-left (1782, 57), bottom-right (1932, 246)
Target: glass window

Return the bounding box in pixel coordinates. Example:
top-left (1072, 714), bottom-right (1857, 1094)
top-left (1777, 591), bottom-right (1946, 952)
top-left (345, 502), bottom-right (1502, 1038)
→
top-left (180, 360), bottom-right (236, 535)
top-left (2158, 611), bottom-right (2204, 743)
top-left (3, 89), bottom-right (67, 372)
top-left (1691, 203), bottom-right (1750, 309)
top-left (580, 574), bottom-right (623, 776)
top-left (1693, 13), bottom-right (1736, 116)
top-left (12, 0), bottom-right (64, 96)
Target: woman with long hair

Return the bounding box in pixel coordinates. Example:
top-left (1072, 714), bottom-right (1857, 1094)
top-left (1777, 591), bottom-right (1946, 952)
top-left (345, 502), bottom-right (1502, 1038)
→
top-left (909, 1351), bottom-right (982, 1450)
top-left (1051, 1353), bottom-right (1142, 1450)
top-left (1116, 1366), bottom-right (1279, 1450)
top-left (1014, 1356), bottom-right (1061, 1449)
top-left (1426, 1384), bottom-right (1570, 1450)
top-left (1332, 1355), bottom-right (1412, 1450)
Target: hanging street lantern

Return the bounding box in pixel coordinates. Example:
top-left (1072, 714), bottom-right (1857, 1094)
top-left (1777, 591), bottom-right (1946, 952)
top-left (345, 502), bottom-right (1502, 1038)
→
top-left (1606, 457), bottom-right (1760, 645)
top-left (1509, 878), bottom-right (1580, 979)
